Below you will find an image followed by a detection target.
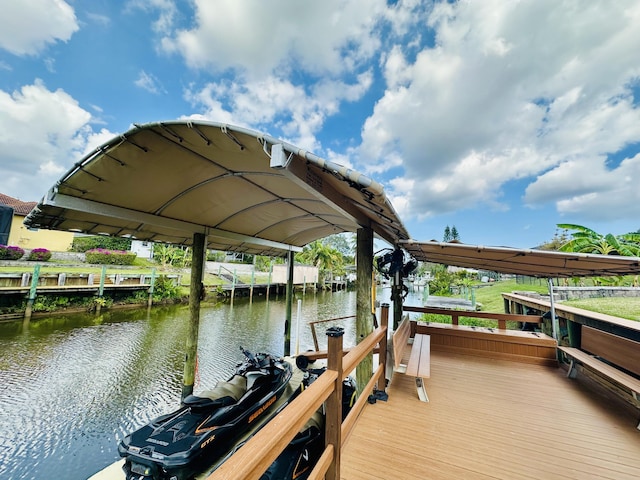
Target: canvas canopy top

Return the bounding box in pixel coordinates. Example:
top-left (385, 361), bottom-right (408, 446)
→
top-left (24, 121), bottom-right (410, 256)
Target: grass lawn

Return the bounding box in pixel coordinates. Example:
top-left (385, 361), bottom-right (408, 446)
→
top-left (422, 279), bottom-right (640, 325)
top-left (472, 280), bottom-right (640, 322)
top-left (563, 297), bottom-right (640, 321)
top-left (473, 279), bottom-right (549, 312)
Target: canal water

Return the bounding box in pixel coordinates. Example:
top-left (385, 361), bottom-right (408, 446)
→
top-left (0, 287), bottom-right (421, 480)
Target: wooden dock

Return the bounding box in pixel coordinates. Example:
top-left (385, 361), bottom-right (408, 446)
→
top-left (341, 349), bottom-right (640, 479)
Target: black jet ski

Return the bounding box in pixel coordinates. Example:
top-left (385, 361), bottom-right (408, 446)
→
top-left (118, 347), bottom-right (293, 480)
top-left (260, 360), bottom-right (357, 480)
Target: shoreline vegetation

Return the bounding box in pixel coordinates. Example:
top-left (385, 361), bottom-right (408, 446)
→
top-left (2, 261), bottom-right (639, 323)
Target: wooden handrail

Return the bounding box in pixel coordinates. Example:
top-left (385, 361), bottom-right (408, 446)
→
top-left (207, 370), bottom-right (337, 480)
top-left (343, 326), bottom-right (385, 374)
top-left (308, 444), bottom-right (334, 480)
top-left (403, 305), bottom-right (542, 329)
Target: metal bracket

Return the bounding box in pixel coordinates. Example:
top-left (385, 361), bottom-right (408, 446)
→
top-left (416, 378), bottom-right (429, 403)
top-left (567, 359), bottom-right (578, 379)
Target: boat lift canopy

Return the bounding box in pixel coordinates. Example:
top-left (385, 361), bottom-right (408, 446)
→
top-left (400, 240), bottom-right (640, 278)
top-left (24, 121), bottom-right (410, 256)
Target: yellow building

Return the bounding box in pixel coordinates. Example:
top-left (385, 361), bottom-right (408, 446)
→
top-left (0, 193), bottom-right (74, 252)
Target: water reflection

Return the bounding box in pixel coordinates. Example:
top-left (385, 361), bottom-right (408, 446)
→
top-left (0, 292), bottom-right (350, 479)
top-left (0, 287), bottom-right (421, 479)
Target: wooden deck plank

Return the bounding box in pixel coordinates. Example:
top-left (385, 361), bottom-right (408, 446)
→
top-left (341, 350), bottom-right (640, 480)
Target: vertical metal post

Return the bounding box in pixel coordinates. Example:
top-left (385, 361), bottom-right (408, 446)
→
top-left (96, 265), bottom-right (107, 314)
top-left (326, 326), bottom-right (344, 480)
top-left (392, 270), bottom-right (402, 330)
top-left (548, 278), bottom-right (559, 341)
top-left (147, 268), bottom-right (156, 307)
top-left (98, 265), bottom-right (106, 297)
top-left (24, 264), bottom-right (41, 319)
top-left (356, 226), bottom-right (373, 393)
top-left (231, 269), bottom-right (236, 306)
top-left (250, 268), bottom-right (255, 303)
top-left (379, 303), bottom-right (388, 390)
top-left (295, 299), bottom-right (302, 356)
top-left (182, 232), bottom-right (206, 400)
top-left (266, 262), bottom-right (272, 300)
top-left (284, 250), bottom-right (294, 356)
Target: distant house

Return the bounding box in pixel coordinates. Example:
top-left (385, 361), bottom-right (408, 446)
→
top-left (0, 193), bottom-right (74, 251)
top-left (130, 239), bottom-right (154, 259)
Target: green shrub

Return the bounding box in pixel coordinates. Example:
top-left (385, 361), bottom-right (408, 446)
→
top-left (85, 248), bottom-right (137, 265)
top-left (71, 236), bottom-right (132, 252)
top-left (27, 248), bottom-right (52, 261)
top-left (0, 245), bottom-right (25, 260)
top-left (206, 250), bottom-right (226, 262)
top-left (152, 275), bottom-right (181, 300)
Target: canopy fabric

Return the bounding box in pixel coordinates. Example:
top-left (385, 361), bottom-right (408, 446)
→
top-left (400, 240), bottom-right (640, 278)
top-left (24, 121), bottom-right (410, 256)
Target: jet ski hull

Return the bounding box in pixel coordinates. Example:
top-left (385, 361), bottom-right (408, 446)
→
top-left (118, 349), bottom-right (293, 480)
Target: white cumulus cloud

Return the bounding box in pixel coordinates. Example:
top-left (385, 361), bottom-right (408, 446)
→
top-left (0, 0), bottom-right (78, 55)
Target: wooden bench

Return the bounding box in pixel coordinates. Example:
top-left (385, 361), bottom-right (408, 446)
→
top-left (558, 326), bottom-right (640, 430)
top-left (392, 316), bottom-right (430, 402)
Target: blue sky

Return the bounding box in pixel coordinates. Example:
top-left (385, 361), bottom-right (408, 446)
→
top-left (1, 1), bottom-right (640, 249)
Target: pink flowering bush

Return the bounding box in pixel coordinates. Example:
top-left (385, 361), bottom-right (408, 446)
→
top-left (0, 245), bottom-right (25, 260)
top-left (85, 248), bottom-right (136, 265)
top-left (27, 248), bottom-right (52, 261)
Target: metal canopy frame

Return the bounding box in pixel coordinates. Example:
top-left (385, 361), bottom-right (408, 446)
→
top-left (24, 121), bottom-right (410, 256)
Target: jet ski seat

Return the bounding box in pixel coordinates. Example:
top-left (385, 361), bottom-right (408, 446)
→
top-left (183, 375), bottom-right (247, 409)
top-left (201, 375), bottom-right (247, 402)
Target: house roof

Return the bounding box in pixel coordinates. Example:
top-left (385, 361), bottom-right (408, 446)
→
top-left (0, 193), bottom-right (37, 216)
top-left (24, 121), bottom-right (410, 256)
top-left (400, 240), bottom-right (640, 278)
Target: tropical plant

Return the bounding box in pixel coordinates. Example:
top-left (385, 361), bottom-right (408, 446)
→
top-left (557, 224), bottom-right (640, 256)
top-left (152, 275), bottom-right (181, 301)
top-left (428, 264), bottom-right (454, 295)
top-left (558, 224), bottom-right (640, 285)
top-left (296, 239), bottom-right (345, 285)
top-left (153, 244), bottom-right (189, 267)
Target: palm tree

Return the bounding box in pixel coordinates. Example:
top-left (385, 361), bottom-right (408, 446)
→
top-left (558, 224), bottom-right (640, 286)
top-left (297, 240), bottom-right (345, 286)
top-left (557, 224), bottom-right (640, 256)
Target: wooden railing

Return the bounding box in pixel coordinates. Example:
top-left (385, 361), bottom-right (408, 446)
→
top-left (207, 312), bottom-right (388, 480)
top-left (402, 305), bottom-right (543, 329)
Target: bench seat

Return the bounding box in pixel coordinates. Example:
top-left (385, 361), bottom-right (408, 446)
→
top-left (558, 346), bottom-right (640, 399)
top-left (392, 317), bottom-right (430, 402)
top-left (558, 326), bottom-right (640, 430)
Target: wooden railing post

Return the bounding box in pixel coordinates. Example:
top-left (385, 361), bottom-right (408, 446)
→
top-left (381, 303), bottom-right (389, 330)
top-left (326, 326), bottom-right (344, 480)
top-left (311, 322), bottom-right (320, 351)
